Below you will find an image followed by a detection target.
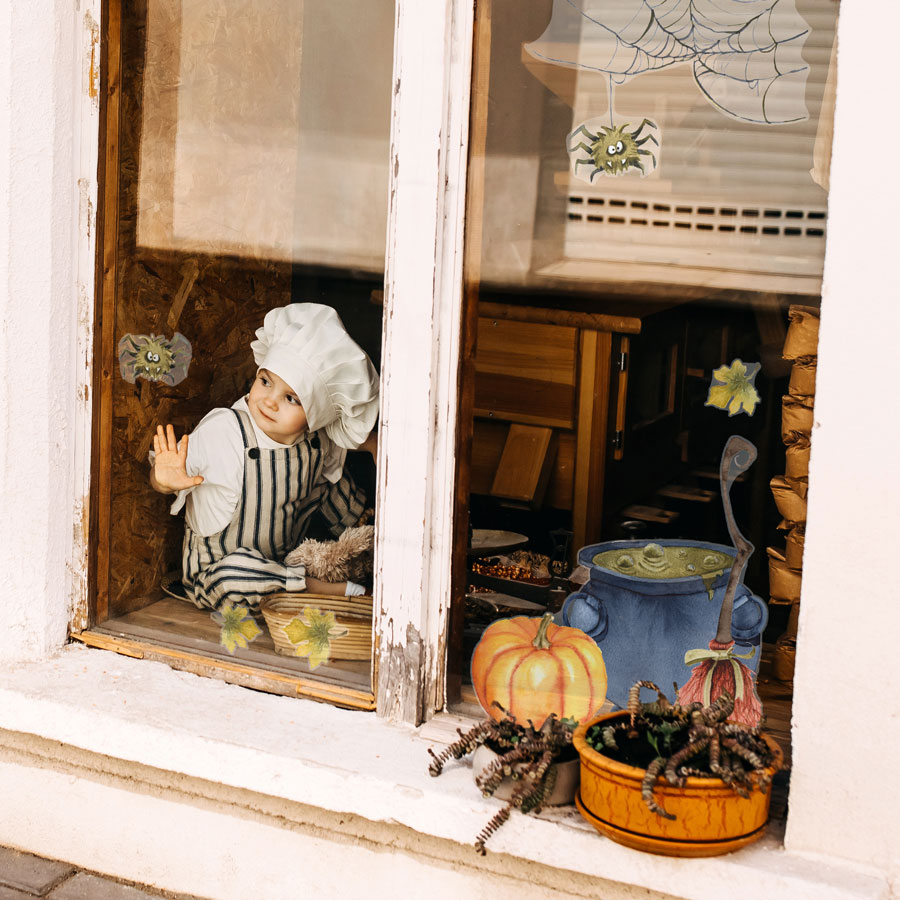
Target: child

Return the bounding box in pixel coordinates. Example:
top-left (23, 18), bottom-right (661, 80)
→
top-left (150, 303), bottom-right (379, 610)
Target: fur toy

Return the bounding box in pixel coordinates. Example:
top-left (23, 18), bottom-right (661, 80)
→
top-left (284, 525), bottom-right (374, 585)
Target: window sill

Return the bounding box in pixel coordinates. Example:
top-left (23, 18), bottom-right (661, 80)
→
top-left (0, 644), bottom-right (887, 900)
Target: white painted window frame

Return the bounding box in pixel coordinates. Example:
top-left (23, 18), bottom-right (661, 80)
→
top-left (374, 0), bottom-right (474, 722)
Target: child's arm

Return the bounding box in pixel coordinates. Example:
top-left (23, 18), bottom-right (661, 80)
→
top-left (304, 576), bottom-right (351, 596)
top-left (357, 427), bottom-right (378, 461)
top-left (150, 424), bottom-right (205, 494)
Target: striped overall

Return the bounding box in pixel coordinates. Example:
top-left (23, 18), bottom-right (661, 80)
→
top-left (182, 409), bottom-right (366, 610)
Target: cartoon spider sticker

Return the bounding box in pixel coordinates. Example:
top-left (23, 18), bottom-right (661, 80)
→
top-left (568, 116), bottom-right (659, 180)
top-left (118, 332), bottom-right (192, 386)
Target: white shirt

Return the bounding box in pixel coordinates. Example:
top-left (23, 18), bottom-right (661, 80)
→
top-left (159, 397), bottom-right (345, 537)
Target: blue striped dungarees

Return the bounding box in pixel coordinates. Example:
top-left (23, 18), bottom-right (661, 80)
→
top-left (182, 409), bottom-right (366, 610)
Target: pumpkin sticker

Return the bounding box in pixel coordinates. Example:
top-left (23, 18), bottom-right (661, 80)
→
top-left (471, 613), bottom-right (607, 728)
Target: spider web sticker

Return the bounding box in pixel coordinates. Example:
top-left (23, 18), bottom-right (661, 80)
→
top-left (526, 0), bottom-right (811, 125)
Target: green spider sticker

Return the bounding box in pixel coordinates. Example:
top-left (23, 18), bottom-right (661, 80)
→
top-left (118, 332), bottom-right (192, 386)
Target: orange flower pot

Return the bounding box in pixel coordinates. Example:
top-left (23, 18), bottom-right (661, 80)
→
top-left (573, 712), bottom-right (783, 857)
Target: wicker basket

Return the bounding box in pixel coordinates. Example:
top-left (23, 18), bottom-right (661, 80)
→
top-left (259, 593), bottom-right (373, 661)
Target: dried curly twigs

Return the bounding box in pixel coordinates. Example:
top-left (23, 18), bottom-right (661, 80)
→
top-left (427, 705), bottom-right (576, 855)
top-left (589, 681), bottom-right (780, 820)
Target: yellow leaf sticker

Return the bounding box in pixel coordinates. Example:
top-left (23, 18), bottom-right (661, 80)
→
top-left (705, 359), bottom-right (761, 417)
top-left (285, 608), bottom-right (349, 670)
top-left (210, 602), bottom-right (262, 654)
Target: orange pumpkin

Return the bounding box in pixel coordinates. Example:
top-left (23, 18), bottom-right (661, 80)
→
top-left (471, 613), bottom-right (607, 728)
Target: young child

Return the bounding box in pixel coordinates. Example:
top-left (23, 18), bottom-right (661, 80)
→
top-left (150, 303), bottom-right (379, 610)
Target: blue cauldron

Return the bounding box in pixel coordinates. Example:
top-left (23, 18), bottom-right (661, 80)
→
top-left (558, 539), bottom-right (768, 709)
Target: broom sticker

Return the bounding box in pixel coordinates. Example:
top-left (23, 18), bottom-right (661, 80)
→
top-left (678, 436), bottom-right (763, 727)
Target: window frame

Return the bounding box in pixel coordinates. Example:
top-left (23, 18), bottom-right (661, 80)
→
top-left (72, 0), bottom-right (475, 720)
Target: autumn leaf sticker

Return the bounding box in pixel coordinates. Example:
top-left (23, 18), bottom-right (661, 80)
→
top-left (705, 359), bottom-right (761, 417)
top-left (210, 602), bottom-right (262, 654)
top-left (285, 608), bottom-right (349, 669)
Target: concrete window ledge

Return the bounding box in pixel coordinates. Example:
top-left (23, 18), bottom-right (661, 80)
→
top-left (0, 644), bottom-right (889, 900)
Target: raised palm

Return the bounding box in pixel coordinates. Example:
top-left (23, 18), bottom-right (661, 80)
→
top-left (152, 424), bottom-right (204, 493)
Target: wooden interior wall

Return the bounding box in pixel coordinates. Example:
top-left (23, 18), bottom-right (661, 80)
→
top-left (106, 2), bottom-right (292, 616)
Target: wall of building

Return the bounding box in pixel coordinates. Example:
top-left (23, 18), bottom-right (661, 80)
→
top-left (785, 0), bottom-right (900, 881)
top-left (0, 0), bottom-right (81, 660)
top-left (0, 1), bottom-right (897, 898)
top-left (0, 720), bottom-right (677, 900)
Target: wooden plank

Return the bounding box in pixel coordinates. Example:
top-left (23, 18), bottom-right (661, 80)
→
top-left (572, 331), bottom-right (597, 550)
top-left (612, 335), bottom-right (629, 462)
top-left (72, 630), bottom-right (375, 709)
top-left (546, 431), bottom-right (575, 510)
top-left (93, 0), bottom-right (124, 626)
top-left (473, 372), bottom-right (575, 429)
top-left (571, 331), bottom-right (612, 550)
top-left (101, 597), bottom-right (371, 687)
top-left (445, 0), bottom-right (490, 710)
top-left (479, 300), bottom-right (643, 335)
top-left (472, 421), bottom-right (575, 510)
top-left (621, 504), bottom-right (680, 525)
top-left (657, 484), bottom-right (716, 503)
top-left (166, 257), bottom-right (200, 330)
top-left (470, 420), bottom-right (507, 495)
top-left (490, 424), bottom-right (557, 506)
top-left (475, 318), bottom-right (577, 385)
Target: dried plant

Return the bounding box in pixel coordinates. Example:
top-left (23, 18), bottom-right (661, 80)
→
top-left (427, 704), bottom-right (576, 854)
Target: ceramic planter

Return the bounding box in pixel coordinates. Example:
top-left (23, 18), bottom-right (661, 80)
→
top-left (573, 712), bottom-right (783, 857)
top-left (471, 744), bottom-right (580, 806)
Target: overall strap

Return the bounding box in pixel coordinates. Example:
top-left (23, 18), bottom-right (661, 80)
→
top-left (231, 408), bottom-right (259, 449)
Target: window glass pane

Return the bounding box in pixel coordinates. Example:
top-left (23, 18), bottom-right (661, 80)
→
top-left (136, 0), bottom-right (392, 270)
top-left (455, 0), bottom-right (836, 784)
top-left (97, 0), bottom-right (393, 705)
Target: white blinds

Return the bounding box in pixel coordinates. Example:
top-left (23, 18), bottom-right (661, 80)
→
top-left (522, 0), bottom-right (838, 293)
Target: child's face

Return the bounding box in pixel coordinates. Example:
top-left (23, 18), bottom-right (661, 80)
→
top-left (248, 368), bottom-right (308, 444)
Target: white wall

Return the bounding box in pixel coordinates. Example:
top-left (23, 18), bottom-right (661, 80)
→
top-left (0, 0), bottom-right (81, 660)
top-left (785, 0), bottom-right (900, 879)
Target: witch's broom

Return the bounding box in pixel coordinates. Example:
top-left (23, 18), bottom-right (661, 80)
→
top-left (678, 435), bottom-right (763, 727)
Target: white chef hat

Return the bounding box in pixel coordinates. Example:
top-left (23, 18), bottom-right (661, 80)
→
top-left (250, 303), bottom-right (379, 449)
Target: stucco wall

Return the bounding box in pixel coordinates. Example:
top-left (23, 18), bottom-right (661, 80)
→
top-left (0, 0), bottom-right (80, 660)
top-left (0, 724), bottom-right (680, 900)
top-left (784, 0), bottom-right (900, 882)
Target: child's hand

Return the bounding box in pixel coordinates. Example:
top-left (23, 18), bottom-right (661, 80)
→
top-left (151, 424), bottom-right (204, 494)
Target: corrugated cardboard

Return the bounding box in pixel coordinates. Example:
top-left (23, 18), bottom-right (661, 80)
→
top-left (785, 527), bottom-right (805, 569)
top-left (782, 396), bottom-right (814, 442)
top-left (783, 305), bottom-right (820, 360)
top-left (785, 438), bottom-right (811, 479)
top-left (768, 546), bottom-right (802, 604)
top-left (788, 358), bottom-right (817, 399)
top-left (771, 475), bottom-right (808, 523)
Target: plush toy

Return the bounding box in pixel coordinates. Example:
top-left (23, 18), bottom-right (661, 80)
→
top-left (284, 525), bottom-right (374, 585)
